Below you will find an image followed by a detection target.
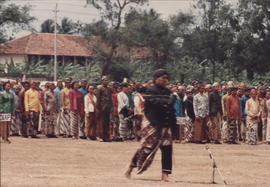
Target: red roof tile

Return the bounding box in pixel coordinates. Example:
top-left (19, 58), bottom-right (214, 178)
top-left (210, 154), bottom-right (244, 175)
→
top-left (0, 33), bottom-right (151, 58)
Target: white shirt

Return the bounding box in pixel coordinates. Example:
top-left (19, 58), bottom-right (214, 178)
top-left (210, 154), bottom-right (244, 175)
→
top-left (134, 93), bottom-right (144, 115)
top-left (117, 91), bottom-right (129, 113)
top-left (84, 94), bottom-right (97, 113)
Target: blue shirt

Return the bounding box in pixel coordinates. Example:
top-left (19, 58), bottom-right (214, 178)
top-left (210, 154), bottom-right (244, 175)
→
top-left (54, 87), bottom-right (62, 110)
top-left (79, 87), bottom-right (88, 97)
top-left (240, 95), bottom-right (250, 118)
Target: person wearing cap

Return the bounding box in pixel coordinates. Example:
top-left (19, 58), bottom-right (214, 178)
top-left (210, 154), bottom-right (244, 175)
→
top-left (183, 90), bottom-right (195, 142)
top-left (208, 82), bottom-right (222, 144)
top-left (19, 81), bottom-right (30, 137)
top-left (266, 90), bottom-right (270, 144)
top-left (69, 81), bottom-right (84, 140)
top-left (59, 79), bottom-right (72, 137)
top-left (10, 85), bottom-right (22, 136)
top-left (96, 76), bottom-right (113, 142)
top-left (125, 69), bottom-right (176, 182)
top-left (240, 88), bottom-right (250, 142)
top-left (193, 84), bottom-right (209, 144)
top-left (43, 83), bottom-right (57, 138)
top-left (221, 86), bottom-right (230, 142)
top-left (118, 83), bottom-right (133, 141)
top-left (0, 82), bottom-right (15, 143)
top-left (84, 85), bottom-right (97, 140)
top-left (54, 80), bottom-right (63, 135)
top-left (24, 82), bottom-right (40, 138)
top-left (245, 89), bottom-right (261, 145)
top-left (226, 87), bottom-right (240, 144)
top-left (78, 80), bottom-right (89, 138)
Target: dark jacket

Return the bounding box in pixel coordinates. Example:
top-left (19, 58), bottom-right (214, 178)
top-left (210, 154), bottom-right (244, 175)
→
top-left (209, 90), bottom-right (222, 116)
top-left (144, 85), bottom-right (176, 128)
top-left (184, 97), bottom-right (195, 122)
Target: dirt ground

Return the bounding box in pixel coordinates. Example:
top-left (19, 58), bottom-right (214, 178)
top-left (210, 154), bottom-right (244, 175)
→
top-left (1, 136), bottom-right (270, 187)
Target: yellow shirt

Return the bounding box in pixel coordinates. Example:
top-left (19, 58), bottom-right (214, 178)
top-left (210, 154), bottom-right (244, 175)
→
top-left (245, 98), bottom-right (261, 123)
top-left (61, 87), bottom-right (71, 109)
top-left (24, 88), bottom-right (40, 112)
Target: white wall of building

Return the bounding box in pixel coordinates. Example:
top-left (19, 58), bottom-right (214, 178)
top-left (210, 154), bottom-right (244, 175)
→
top-left (0, 55), bottom-right (27, 65)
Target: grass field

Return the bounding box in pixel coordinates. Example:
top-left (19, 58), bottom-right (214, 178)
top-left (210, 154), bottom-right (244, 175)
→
top-left (1, 136), bottom-right (270, 187)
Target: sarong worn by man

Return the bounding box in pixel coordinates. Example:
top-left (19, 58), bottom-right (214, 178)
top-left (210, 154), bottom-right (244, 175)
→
top-left (209, 86), bottom-right (222, 143)
top-left (125, 69), bottom-right (176, 182)
top-left (193, 87), bottom-right (209, 143)
top-left (43, 88), bottom-right (57, 137)
top-left (226, 89), bottom-right (240, 144)
top-left (266, 98), bottom-right (270, 143)
top-left (245, 92), bottom-right (261, 145)
top-left (60, 86), bottom-right (71, 136)
top-left (24, 86), bottom-right (40, 137)
top-left (96, 76), bottom-right (112, 141)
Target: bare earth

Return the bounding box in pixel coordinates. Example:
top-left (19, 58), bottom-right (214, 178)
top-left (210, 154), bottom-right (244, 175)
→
top-left (1, 137), bottom-right (270, 187)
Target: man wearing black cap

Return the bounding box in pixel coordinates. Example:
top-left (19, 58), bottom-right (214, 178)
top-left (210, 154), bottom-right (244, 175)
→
top-left (125, 69), bottom-right (176, 182)
top-left (96, 76), bottom-right (113, 142)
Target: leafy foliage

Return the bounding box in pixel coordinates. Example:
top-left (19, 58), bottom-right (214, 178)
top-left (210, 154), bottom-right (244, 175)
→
top-left (0, 0), bottom-right (35, 42)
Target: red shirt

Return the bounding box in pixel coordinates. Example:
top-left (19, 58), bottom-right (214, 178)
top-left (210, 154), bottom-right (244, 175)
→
top-left (226, 95), bottom-right (240, 119)
top-left (69, 89), bottom-right (84, 114)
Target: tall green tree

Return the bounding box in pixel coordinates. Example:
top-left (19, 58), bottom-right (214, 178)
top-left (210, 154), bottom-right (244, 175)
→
top-left (40, 19), bottom-right (55, 33)
top-left (182, 0), bottom-right (236, 82)
top-left (231, 0), bottom-right (270, 80)
top-left (123, 9), bottom-right (194, 68)
top-left (85, 0), bottom-right (148, 76)
top-left (0, 0), bottom-right (35, 43)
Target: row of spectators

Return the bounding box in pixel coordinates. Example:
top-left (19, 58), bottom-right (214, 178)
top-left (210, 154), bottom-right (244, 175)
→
top-left (0, 77), bottom-right (269, 145)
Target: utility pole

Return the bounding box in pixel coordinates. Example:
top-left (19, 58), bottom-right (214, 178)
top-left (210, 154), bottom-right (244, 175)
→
top-left (53, 3), bottom-right (59, 81)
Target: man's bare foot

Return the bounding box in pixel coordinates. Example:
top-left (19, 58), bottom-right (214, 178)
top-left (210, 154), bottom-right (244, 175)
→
top-left (161, 173), bottom-right (174, 182)
top-left (124, 166), bottom-right (133, 179)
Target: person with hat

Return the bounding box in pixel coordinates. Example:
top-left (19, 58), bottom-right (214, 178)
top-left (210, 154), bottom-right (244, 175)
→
top-left (96, 76), bottom-right (113, 142)
top-left (125, 69), bottom-right (176, 182)
top-left (208, 82), bottom-right (222, 144)
top-left (118, 83), bottom-right (133, 141)
top-left (24, 81), bottom-right (40, 138)
top-left (59, 79), bottom-right (72, 137)
top-left (226, 87), bottom-right (240, 144)
top-left (0, 82), bottom-right (15, 143)
top-left (245, 89), bottom-right (261, 145)
top-left (193, 85), bottom-right (209, 144)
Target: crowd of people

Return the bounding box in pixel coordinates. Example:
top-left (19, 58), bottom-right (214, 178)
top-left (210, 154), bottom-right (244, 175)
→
top-left (0, 75), bottom-right (270, 146)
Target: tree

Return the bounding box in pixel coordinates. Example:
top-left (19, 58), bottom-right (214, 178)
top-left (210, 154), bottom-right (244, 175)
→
top-left (40, 19), bottom-right (55, 33)
top-left (85, 0), bottom-right (148, 76)
top-left (182, 0), bottom-right (236, 82)
top-left (231, 0), bottom-right (270, 80)
top-left (123, 9), bottom-right (194, 68)
top-left (59, 17), bottom-right (77, 34)
top-left (0, 0), bottom-right (35, 42)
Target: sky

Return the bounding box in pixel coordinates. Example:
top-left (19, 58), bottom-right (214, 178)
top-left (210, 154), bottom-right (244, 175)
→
top-left (7, 0), bottom-right (237, 38)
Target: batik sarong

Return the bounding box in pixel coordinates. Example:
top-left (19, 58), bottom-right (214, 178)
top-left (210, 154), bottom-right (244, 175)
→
top-left (119, 114), bottom-right (130, 140)
top-left (79, 114), bottom-right (85, 137)
top-left (266, 117), bottom-right (270, 143)
top-left (183, 117), bottom-right (194, 142)
top-left (70, 111), bottom-right (80, 137)
top-left (26, 111), bottom-right (39, 136)
top-left (85, 112), bottom-right (96, 138)
top-left (10, 111), bottom-right (22, 135)
top-left (228, 118), bottom-right (238, 142)
top-left (246, 121), bottom-right (258, 145)
top-left (59, 109), bottom-right (71, 136)
top-left (44, 111), bottom-right (56, 135)
top-left (208, 113), bottom-right (222, 141)
top-left (221, 119), bottom-right (229, 142)
top-left (130, 117), bottom-right (173, 174)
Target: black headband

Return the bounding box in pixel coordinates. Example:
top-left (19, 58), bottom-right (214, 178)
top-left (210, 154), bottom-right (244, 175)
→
top-left (153, 69), bottom-right (169, 79)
